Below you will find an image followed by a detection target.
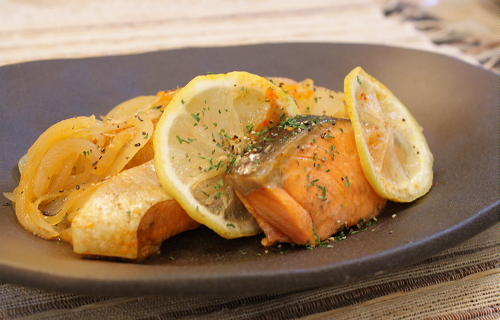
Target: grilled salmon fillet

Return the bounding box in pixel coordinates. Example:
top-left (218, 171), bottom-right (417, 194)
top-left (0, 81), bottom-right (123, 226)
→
top-left (228, 116), bottom-right (386, 246)
top-left (69, 160), bottom-right (199, 259)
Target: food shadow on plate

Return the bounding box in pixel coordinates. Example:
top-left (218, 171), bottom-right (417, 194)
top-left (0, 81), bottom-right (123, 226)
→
top-left (11, 165), bottom-right (20, 183)
top-left (144, 201), bottom-right (412, 266)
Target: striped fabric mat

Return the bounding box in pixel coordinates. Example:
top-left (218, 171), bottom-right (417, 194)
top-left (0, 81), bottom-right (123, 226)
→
top-left (0, 1), bottom-right (498, 319)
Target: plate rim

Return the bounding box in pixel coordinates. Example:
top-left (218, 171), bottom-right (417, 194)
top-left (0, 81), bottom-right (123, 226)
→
top-left (0, 41), bottom-right (493, 76)
top-left (0, 42), bottom-right (498, 296)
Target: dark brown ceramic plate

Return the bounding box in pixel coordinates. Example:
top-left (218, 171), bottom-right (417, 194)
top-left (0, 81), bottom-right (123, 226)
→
top-left (0, 43), bottom-right (498, 296)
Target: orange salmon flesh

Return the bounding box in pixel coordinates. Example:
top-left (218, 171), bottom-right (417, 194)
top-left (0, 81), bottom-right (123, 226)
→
top-left (229, 116), bottom-right (386, 246)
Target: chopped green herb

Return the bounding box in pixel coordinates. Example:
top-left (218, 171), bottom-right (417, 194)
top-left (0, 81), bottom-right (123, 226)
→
top-left (82, 150), bottom-right (92, 157)
top-left (226, 223), bottom-right (235, 228)
top-left (256, 128), bottom-right (270, 136)
top-left (278, 117), bottom-right (307, 130)
top-left (191, 113), bottom-right (201, 122)
top-left (333, 230), bottom-right (347, 241)
top-left (307, 178), bottom-right (320, 187)
top-left (226, 156), bottom-right (240, 171)
top-left (356, 75), bottom-right (362, 85)
top-left (315, 232), bottom-right (330, 247)
top-left (219, 129), bottom-right (231, 139)
top-left (214, 180), bottom-right (224, 190)
top-left (205, 158), bottom-right (225, 172)
top-left (176, 136), bottom-right (196, 144)
top-left (316, 185), bottom-right (328, 201)
top-left (344, 176), bottom-right (351, 187)
top-left (328, 217), bottom-right (378, 242)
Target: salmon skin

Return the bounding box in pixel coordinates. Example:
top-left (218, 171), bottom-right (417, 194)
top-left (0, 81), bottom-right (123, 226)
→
top-left (228, 116), bottom-right (386, 246)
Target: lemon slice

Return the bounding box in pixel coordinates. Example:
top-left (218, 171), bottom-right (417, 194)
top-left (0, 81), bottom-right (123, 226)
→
top-left (154, 71), bottom-right (300, 238)
top-left (344, 67), bottom-right (433, 202)
top-left (270, 77), bottom-right (347, 118)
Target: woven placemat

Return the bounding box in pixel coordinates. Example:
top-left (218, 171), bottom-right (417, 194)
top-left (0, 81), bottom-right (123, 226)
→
top-left (0, 1), bottom-right (498, 319)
